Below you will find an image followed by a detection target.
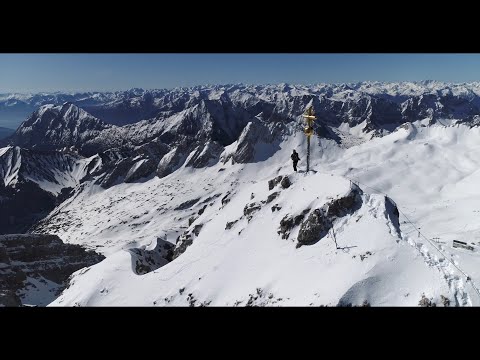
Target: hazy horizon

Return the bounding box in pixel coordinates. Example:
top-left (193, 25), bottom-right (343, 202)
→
top-left (2, 79), bottom-right (480, 95)
top-left (1, 54), bottom-right (480, 93)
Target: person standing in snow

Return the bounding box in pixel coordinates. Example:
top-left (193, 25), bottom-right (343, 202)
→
top-left (291, 150), bottom-right (300, 172)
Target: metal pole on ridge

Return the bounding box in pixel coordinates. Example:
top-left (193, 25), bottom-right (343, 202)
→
top-left (302, 105), bottom-right (316, 173)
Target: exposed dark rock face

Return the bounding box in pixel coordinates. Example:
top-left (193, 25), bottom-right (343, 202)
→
top-left (325, 187), bottom-right (362, 220)
top-left (188, 216), bottom-right (198, 226)
top-left (279, 215), bottom-right (295, 239)
top-left (221, 192), bottom-right (232, 206)
top-left (227, 117), bottom-right (286, 165)
top-left (268, 176), bottom-right (283, 190)
top-left (297, 187), bottom-right (363, 246)
top-left (0, 290), bottom-right (21, 307)
top-left (225, 219), bottom-right (239, 230)
top-left (198, 205), bottom-right (208, 215)
top-left (277, 208), bottom-right (310, 239)
top-left (266, 191), bottom-right (280, 204)
top-left (232, 119), bottom-right (270, 164)
top-left (0, 179), bottom-right (56, 234)
top-left (243, 202), bottom-right (262, 222)
top-left (280, 176), bottom-right (291, 189)
top-left (95, 156), bottom-right (136, 188)
top-left (297, 209), bottom-right (330, 245)
top-left (201, 193), bottom-right (222, 205)
top-left (0, 234), bottom-right (104, 306)
top-left (157, 146), bottom-right (189, 179)
top-left (193, 224), bottom-right (203, 237)
top-left (129, 237), bottom-right (173, 275)
top-left (384, 196), bottom-right (401, 236)
top-left (173, 233), bottom-right (193, 260)
top-left (174, 198), bottom-right (200, 211)
top-left (271, 204), bottom-right (282, 212)
top-left (185, 141), bottom-right (224, 168)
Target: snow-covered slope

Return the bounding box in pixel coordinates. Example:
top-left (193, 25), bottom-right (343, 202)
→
top-left (48, 169), bottom-right (453, 307)
top-left (37, 122), bottom-right (480, 307)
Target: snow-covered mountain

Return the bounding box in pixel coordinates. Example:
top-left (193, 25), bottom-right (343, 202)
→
top-left (42, 124), bottom-right (480, 307)
top-left (10, 103), bottom-right (128, 155)
top-left (0, 89), bottom-right (166, 128)
top-left (3, 81), bottom-right (480, 131)
top-left (3, 81), bottom-right (480, 306)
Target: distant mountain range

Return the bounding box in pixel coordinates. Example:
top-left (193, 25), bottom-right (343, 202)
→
top-left (2, 81), bottom-right (480, 131)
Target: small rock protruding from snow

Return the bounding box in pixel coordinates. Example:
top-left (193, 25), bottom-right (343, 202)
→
top-left (225, 219), bottom-right (239, 230)
top-left (268, 176), bottom-right (283, 190)
top-left (243, 202), bottom-right (262, 222)
top-left (280, 176), bottom-right (291, 189)
top-left (418, 293), bottom-right (436, 307)
top-left (221, 192), bottom-right (232, 206)
top-left (271, 204), bottom-right (282, 212)
top-left (266, 191), bottom-right (280, 204)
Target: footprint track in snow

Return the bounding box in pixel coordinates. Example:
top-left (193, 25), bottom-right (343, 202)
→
top-left (401, 232), bottom-right (472, 306)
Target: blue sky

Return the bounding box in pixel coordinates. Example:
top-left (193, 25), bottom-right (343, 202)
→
top-left (1, 54), bottom-right (480, 93)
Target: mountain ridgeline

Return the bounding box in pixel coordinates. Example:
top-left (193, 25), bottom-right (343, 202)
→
top-left (2, 82), bottom-right (480, 233)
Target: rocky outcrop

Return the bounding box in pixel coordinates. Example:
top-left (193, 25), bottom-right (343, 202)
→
top-left (232, 119), bottom-right (270, 164)
top-left (244, 202), bottom-right (262, 222)
top-left (221, 192), bottom-right (232, 206)
top-left (268, 175), bottom-right (290, 191)
top-left (278, 209), bottom-right (310, 240)
top-left (271, 204), bottom-right (282, 212)
top-left (268, 176), bottom-right (283, 190)
top-left (266, 191), bottom-right (280, 204)
top-left (129, 237), bottom-right (173, 275)
top-left (92, 140), bottom-right (171, 188)
top-left (297, 186), bottom-right (363, 246)
top-left (185, 141), bottom-right (224, 168)
top-left (173, 232), bottom-right (194, 260)
top-left (297, 209), bottom-right (331, 245)
top-left (280, 176), bottom-right (291, 189)
top-left (157, 146), bottom-right (188, 179)
top-left (230, 119), bottom-right (286, 164)
top-left (0, 234), bottom-right (104, 306)
top-left (384, 195), bottom-right (401, 236)
top-left (225, 219), bottom-right (239, 230)
top-left (175, 198), bottom-right (201, 211)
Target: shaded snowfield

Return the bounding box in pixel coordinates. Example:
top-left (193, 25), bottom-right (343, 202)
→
top-left (42, 121), bottom-right (480, 306)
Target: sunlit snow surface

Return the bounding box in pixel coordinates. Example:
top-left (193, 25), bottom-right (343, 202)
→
top-left (39, 122), bottom-right (480, 306)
